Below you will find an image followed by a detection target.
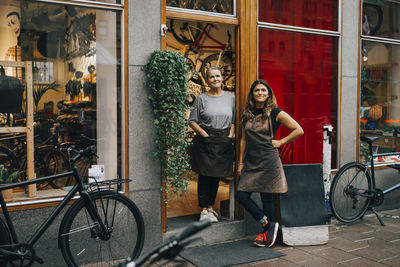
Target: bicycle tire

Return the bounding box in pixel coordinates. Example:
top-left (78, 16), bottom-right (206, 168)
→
top-left (0, 217), bottom-right (11, 267)
top-left (20, 147), bottom-right (71, 189)
top-left (41, 147), bottom-right (72, 188)
top-left (169, 20), bottom-right (202, 45)
top-left (363, 3), bottom-right (383, 36)
top-left (59, 190), bottom-right (145, 266)
top-left (0, 145), bottom-right (19, 174)
top-left (330, 162), bottom-right (372, 223)
top-left (200, 52), bottom-right (234, 83)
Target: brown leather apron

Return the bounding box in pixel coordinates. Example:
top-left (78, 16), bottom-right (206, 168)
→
top-left (190, 126), bottom-right (234, 177)
top-left (238, 114), bottom-right (287, 193)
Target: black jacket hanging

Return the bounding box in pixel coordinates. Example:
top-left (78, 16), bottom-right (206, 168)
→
top-left (0, 65), bottom-right (24, 113)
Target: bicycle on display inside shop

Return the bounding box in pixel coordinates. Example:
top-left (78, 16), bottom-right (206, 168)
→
top-left (0, 145), bottom-right (145, 267)
top-left (329, 134), bottom-right (400, 226)
top-left (168, 20), bottom-right (235, 91)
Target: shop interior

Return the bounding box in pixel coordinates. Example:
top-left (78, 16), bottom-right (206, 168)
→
top-left (0, 2), bottom-right (121, 202)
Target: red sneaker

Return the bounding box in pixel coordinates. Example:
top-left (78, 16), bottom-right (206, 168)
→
top-left (253, 232), bottom-right (266, 247)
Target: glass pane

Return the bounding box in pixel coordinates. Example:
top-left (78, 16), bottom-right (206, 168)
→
top-left (259, 0), bottom-right (339, 31)
top-left (167, 0), bottom-right (235, 15)
top-left (362, 0), bottom-right (400, 40)
top-left (259, 28), bottom-right (338, 166)
top-left (360, 41), bottom-right (400, 162)
top-left (0, 1), bottom-right (122, 198)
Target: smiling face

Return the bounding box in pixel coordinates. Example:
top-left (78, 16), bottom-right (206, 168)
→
top-left (206, 68), bottom-right (223, 90)
top-left (253, 83), bottom-right (269, 107)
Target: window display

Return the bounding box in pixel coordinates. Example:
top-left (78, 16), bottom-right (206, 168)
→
top-left (0, 1), bottom-right (122, 200)
top-left (360, 41), bottom-right (400, 163)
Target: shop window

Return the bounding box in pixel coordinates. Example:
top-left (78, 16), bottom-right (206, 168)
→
top-left (0, 1), bottom-right (122, 201)
top-left (360, 41), bottom-right (400, 163)
top-left (258, 28), bottom-right (338, 166)
top-left (362, 0), bottom-right (400, 40)
top-left (167, 0), bottom-right (235, 15)
top-left (259, 0), bottom-right (338, 31)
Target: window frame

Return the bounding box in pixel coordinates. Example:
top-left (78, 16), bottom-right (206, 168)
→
top-left (257, 0), bottom-right (341, 167)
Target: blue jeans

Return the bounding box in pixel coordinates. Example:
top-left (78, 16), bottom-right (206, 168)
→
top-left (237, 191), bottom-right (274, 222)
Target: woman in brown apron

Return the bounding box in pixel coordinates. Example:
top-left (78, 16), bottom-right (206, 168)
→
top-left (237, 79), bottom-right (303, 248)
top-left (189, 67), bottom-right (235, 223)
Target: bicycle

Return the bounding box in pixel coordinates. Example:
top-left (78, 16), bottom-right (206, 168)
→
top-left (119, 219), bottom-right (211, 267)
top-left (0, 133), bottom-right (71, 190)
top-left (0, 145), bottom-right (145, 266)
top-left (168, 20), bottom-right (235, 89)
top-left (329, 135), bottom-right (400, 226)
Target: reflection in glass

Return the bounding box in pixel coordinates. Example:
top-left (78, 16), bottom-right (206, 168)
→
top-left (259, 28), bottom-right (338, 167)
top-left (259, 0), bottom-right (338, 31)
top-left (360, 41), bottom-right (400, 161)
top-left (362, 1), bottom-right (400, 40)
top-left (167, 0), bottom-right (234, 15)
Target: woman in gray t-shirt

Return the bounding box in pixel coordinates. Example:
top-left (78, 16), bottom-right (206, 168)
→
top-left (189, 66), bottom-right (235, 223)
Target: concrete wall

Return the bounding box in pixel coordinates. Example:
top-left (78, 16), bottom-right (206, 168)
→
top-left (340, 0), bottom-right (360, 166)
top-left (127, 0), bottom-right (162, 253)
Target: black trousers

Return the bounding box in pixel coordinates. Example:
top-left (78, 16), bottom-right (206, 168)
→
top-left (237, 191), bottom-right (274, 222)
top-left (198, 174), bottom-right (220, 208)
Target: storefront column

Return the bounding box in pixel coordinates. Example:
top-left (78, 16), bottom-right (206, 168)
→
top-left (340, 0), bottom-right (361, 166)
top-left (127, 0), bottom-right (163, 250)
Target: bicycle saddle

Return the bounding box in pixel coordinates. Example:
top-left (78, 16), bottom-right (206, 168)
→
top-left (360, 135), bottom-right (379, 144)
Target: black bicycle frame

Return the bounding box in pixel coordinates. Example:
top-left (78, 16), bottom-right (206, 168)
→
top-left (0, 164), bottom-right (106, 251)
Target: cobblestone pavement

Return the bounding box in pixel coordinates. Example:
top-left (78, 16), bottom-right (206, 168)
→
top-left (156, 209), bottom-right (400, 267)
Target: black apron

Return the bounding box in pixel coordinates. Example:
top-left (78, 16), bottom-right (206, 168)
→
top-left (190, 125), bottom-right (234, 177)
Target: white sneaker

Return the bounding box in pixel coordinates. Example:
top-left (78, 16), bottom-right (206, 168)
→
top-left (207, 208), bottom-right (218, 223)
top-left (200, 210), bottom-right (209, 221)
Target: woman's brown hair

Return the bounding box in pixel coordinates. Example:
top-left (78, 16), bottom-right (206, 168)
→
top-left (241, 79), bottom-right (278, 124)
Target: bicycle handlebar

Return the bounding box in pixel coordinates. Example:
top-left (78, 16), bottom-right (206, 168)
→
top-left (61, 144), bottom-right (97, 164)
top-left (121, 219), bottom-right (211, 267)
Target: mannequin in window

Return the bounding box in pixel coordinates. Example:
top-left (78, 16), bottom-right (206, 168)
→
top-left (0, 1), bottom-right (21, 76)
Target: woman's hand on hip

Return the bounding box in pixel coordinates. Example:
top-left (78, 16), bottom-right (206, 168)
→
top-left (272, 139), bottom-right (283, 148)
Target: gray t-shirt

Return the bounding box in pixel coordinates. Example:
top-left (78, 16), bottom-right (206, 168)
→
top-left (189, 91), bottom-right (235, 129)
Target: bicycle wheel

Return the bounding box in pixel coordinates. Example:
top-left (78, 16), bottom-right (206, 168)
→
top-left (169, 20), bottom-right (201, 44)
top-left (201, 52), bottom-right (234, 83)
top-left (0, 145), bottom-right (19, 174)
top-left (59, 191), bottom-right (145, 266)
top-left (363, 3), bottom-right (383, 36)
top-left (330, 162), bottom-right (372, 223)
top-left (41, 147), bottom-right (71, 188)
top-left (20, 147), bottom-right (71, 189)
top-left (0, 218), bottom-right (11, 267)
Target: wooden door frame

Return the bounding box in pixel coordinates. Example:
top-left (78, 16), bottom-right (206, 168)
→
top-left (160, 0), bottom-right (258, 232)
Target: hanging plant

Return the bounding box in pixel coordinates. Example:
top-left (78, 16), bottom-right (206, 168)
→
top-left (143, 50), bottom-right (190, 201)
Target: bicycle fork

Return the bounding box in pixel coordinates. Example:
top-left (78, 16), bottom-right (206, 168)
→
top-left (79, 191), bottom-right (111, 240)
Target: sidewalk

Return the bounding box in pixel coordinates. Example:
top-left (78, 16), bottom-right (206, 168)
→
top-left (161, 209), bottom-right (400, 267)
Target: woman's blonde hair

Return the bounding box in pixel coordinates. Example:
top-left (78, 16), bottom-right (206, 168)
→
top-left (241, 79), bottom-right (277, 123)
